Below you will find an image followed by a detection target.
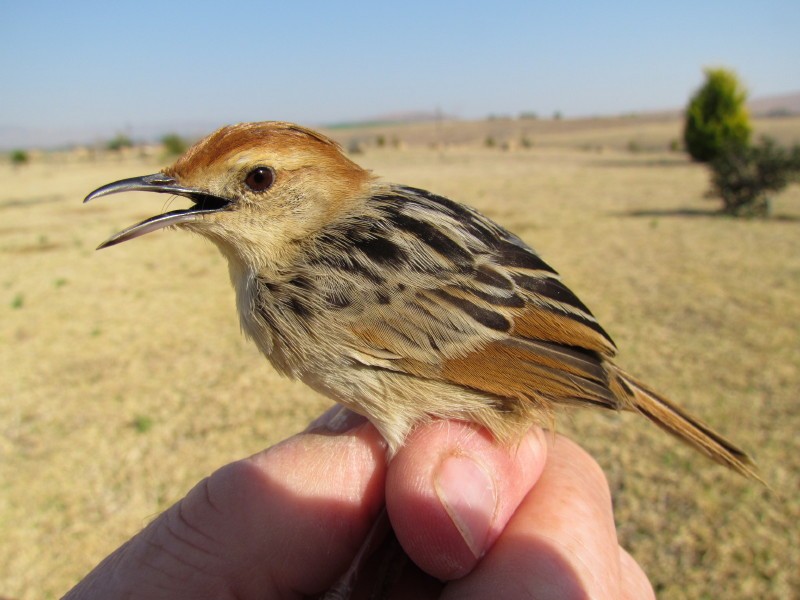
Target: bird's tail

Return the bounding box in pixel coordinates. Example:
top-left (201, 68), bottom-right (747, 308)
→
top-left (613, 369), bottom-right (763, 483)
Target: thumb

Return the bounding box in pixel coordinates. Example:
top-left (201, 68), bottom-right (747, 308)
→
top-left (386, 422), bottom-right (547, 580)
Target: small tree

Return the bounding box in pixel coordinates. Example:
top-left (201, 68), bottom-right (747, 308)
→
top-left (684, 68), bottom-right (751, 162)
top-left (709, 137), bottom-right (800, 217)
top-left (161, 133), bottom-right (188, 157)
top-left (107, 133), bottom-right (133, 152)
top-left (10, 149), bottom-right (29, 166)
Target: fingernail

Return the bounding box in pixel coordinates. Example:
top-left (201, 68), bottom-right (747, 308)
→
top-left (305, 405), bottom-right (367, 434)
top-left (434, 454), bottom-right (497, 559)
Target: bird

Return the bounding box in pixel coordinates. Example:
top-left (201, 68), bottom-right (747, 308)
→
top-left (84, 121), bottom-right (758, 478)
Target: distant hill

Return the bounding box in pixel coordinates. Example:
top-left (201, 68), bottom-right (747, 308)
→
top-left (322, 92), bottom-right (800, 130)
top-left (2, 92), bottom-right (799, 151)
top-left (748, 91), bottom-right (800, 117)
top-left (0, 121), bottom-right (221, 152)
top-left (326, 110), bottom-right (456, 129)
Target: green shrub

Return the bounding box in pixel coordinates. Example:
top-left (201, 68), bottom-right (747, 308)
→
top-left (10, 149), bottom-right (29, 166)
top-left (161, 133), bottom-right (188, 156)
top-left (684, 68), bottom-right (751, 163)
top-left (709, 137), bottom-right (800, 217)
top-left (107, 133), bottom-right (133, 152)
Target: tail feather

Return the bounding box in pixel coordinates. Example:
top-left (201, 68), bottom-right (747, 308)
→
top-left (613, 370), bottom-right (763, 483)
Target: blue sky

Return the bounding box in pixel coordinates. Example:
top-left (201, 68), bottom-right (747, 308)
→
top-left (1, 1), bottom-right (798, 144)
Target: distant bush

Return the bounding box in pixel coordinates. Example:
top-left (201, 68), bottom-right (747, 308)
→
top-left (375, 134), bottom-right (386, 148)
top-left (347, 139), bottom-right (364, 155)
top-left (107, 133), bottom-right (133, 152)
top-left (10, 149), bottom-right (29, 166)
top-left (627, 140), bottom-right (642, 153)
top-left (519, 111), bottom-right (538, 120)
top-left (709, 137), bottom-right (800, 217)
top-left (484, 135), bottom-right (497, 148)
top-left (520, 135), bottom-right (533, 149)
top-left (161, 133), bottom-right (188, 156)
top-left (766, 108), bottom-right (793, 118)
top-left (684, 68), bottom-right (751, 163)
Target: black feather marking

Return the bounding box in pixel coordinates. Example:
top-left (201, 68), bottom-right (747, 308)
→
top-left (311, 252), bottom-right (385, 285)
top-left (572, 316), bottom-right (615, 347)
top-left (512, 273), bottom-right (593, 314)
top-left (354, 235), bottom-right (406, 267)
top-left (427, 334), bottom-right (440, 351)
top-left (402, 187), bottom-right (473, 220)
top-left (288, 296), bottom-right (311, 319)
top-left (432, 290), bottom-right (510, 331)
top-left (289, 276), bottom-right (314, 291)
top-left (351, 258), bottom-right (387, 285)
top-left (398, 186), bottom-right (502, 243)
top-left (387, 211), bottom-right (474, 269)
top-left (497, 241), bottom-right (558, 273)
top-left (503, 337), bottom-right (607, 381)
top-left (464, 286), bottom-right (526, 308)
top-left (474, 264), bottom-right (513, 290)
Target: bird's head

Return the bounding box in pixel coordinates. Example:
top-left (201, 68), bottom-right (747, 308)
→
top-left (85, 122), bottom-right (373, 270)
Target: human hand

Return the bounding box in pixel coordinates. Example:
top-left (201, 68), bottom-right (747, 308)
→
top-left (64, 407), bottom-right (654, 599)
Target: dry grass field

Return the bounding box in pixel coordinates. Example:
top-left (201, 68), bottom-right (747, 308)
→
top-left (2, 116), bottom-right (799, 599)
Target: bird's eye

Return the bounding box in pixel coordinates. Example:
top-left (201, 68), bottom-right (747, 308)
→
top-left (244, 167), bottom-right (275, 192)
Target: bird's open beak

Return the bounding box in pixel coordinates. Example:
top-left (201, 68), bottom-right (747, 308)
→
top-left (84, 173), bottom-right (231, 249)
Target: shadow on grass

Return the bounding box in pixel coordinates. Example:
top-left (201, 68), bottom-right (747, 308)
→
top-left (590, 157), bottom-right (690, 169)
top-left (616, 208), bottom-right (800, 222)
top-left (0, 194), bottom-right (65, 209)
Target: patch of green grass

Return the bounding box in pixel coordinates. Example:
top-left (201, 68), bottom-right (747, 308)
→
top-left (11, 293), bottom-right (24, 309)
top-left (132, 415), bottom-right (154, 433)
top-left (54, 278), bottom-right (68, 288)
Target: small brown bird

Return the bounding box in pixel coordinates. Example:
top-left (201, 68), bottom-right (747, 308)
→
top-left (84, 121), bottom-right (757, 479)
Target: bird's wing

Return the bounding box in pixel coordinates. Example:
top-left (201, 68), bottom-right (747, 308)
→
top-left (308, 185), bottom-right (620, 411)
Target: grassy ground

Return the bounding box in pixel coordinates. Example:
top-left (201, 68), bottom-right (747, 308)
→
top-left (2, 117), bottom-right (799, 598)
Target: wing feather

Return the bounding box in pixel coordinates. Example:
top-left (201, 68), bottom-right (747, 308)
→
top-left (311, 185), bottom-right (622, 416)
